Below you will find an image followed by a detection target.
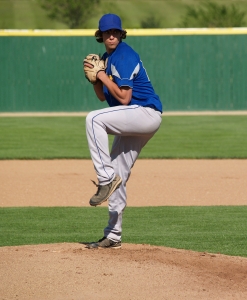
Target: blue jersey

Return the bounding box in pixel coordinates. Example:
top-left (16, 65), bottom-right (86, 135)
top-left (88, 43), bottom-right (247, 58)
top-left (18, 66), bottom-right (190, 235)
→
top-left (102, 42), bottom-right (162, 113)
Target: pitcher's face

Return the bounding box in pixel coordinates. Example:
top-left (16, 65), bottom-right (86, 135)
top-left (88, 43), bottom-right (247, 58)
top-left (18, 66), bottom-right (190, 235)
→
top-left (102, 29), bottom-right (121, 53)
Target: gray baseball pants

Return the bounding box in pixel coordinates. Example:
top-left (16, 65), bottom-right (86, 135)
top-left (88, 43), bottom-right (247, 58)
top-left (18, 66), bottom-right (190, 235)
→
top-left (86, 105), bottom-right (162, 242)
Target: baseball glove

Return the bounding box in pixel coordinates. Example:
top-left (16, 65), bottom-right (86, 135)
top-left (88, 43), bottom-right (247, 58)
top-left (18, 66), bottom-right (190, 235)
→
top-left (83, 54), bottom-right (105, 84)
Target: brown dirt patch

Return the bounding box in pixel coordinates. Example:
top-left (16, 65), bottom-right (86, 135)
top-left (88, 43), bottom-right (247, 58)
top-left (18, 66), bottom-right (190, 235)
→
top-left (1, 159), bottom-right (247, 299)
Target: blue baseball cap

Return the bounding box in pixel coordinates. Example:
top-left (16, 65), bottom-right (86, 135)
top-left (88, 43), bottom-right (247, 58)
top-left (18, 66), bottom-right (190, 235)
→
top-left (98, 14), bottom-right (122, 32)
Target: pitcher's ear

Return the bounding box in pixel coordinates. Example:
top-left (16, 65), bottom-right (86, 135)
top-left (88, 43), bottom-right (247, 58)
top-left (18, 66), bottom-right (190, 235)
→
top-left (95, 30), bottom-right (103, 43)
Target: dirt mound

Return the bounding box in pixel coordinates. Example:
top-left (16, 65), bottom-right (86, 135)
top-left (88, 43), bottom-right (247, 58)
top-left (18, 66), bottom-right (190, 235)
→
top-left (1, 243), bottom-right (247, 300)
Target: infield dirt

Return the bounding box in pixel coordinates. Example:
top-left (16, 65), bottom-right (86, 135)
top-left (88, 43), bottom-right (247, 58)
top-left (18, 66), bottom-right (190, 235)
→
top-left (0, 159), bottom-right (247, 299)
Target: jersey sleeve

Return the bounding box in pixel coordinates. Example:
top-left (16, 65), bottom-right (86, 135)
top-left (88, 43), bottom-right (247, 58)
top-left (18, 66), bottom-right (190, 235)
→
top-left (110, 54), bottom-right (140, 88)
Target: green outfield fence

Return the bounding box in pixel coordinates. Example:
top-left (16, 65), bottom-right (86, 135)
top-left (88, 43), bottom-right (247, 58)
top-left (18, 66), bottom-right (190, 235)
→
top-left (0, 28), bottom-right (247, 112)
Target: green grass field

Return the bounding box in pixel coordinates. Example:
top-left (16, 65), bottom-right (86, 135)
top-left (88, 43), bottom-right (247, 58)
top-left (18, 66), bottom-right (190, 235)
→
top-left (0, 116), bottom-right (247, 159)
top-left (1, 206), bottom-right (247, 257)
top-left (1, 0), bottom-right (247, 29)
top-left (0, 115), bottom-right (246, 256)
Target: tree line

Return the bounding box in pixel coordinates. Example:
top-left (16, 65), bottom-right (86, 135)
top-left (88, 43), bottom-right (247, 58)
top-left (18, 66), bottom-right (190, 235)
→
top-left (39, 0), bottom-right (246, 29)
